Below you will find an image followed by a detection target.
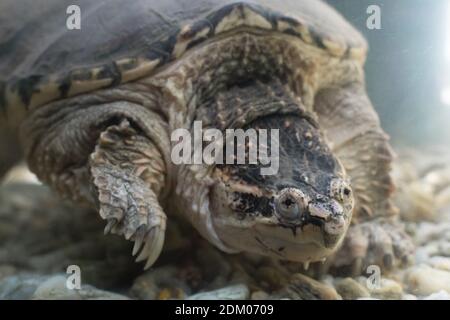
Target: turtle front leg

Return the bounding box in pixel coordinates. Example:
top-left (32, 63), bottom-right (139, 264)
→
top-left (89, 119), bottom-right (167, 269)
top-left (330, 218), bottom-right (414, 275)
top-left (21, 98), bottom-right (171, 269)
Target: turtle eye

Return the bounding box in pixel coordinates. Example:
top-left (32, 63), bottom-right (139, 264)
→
top-left (275, 188), bottom-right (306, 221)
top-left (330, 179), bottom-right (352, 202)
top-left (343, 187), bottom-right (351, 197)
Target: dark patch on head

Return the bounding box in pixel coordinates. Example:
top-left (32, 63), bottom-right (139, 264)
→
top-left (316, 154), bottom-right (336, 172)
top-left (216, 110), bottom-right (343, 225)
top-left (225, 113), bottom-right (338, 189)
top-left (230, 192), bottom-right (274, 218)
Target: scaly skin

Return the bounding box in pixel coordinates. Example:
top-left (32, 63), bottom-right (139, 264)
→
top-left (1, 1), bottom-right (414, 274)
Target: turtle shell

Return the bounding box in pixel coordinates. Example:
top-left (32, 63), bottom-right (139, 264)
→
top-left (0, 0), bottom-right (366, 120)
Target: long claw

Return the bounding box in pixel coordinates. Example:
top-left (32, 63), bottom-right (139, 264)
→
top-left (135, 226), bottom-right (165, 270)
top-left (135, 236), bottom-right (153, 262)
top-left (125, 229), bottom-right (134, 240)
top-left (104, 219), bottom-right (117, 235)
top-left (144, 227), bottom-right (165, 270)
top-left (136, 227), bottom-right (159, 262)
top-left (132, 228), bottom-right (145, 256)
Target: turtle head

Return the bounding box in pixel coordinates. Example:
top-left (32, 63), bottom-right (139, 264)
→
top-left (209, 114), bottom-right (354, 263)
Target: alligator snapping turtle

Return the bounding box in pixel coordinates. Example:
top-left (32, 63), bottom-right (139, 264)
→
top-left (0, 0), bottom-right (413, 272)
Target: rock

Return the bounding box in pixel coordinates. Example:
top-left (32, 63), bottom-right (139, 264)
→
top-left (0, 274), bottom-right (130, 300)
top-left (334, 277), bottom-right (370, 300)
top-left (0, 265), bottom-right (16, 281)
top-left (31, 275), bottom-right (129, 300)
top-left (32, 275), bottom-right (80, 300)
top-left (2, 165), bottom-right (40, 185)
top-left (414, 241), bottom-right (450, 265)
top-left (187, 284), bottom-right (249, 300)
top-left (437, 242), bottom-right (450, 256)
top-left (404, 265), bottom-right (450, 296)
top-left (402, 294), bottom-right (418, 300)
top-left (254, 266), bottom-right (289, 290)
top-left (320, 275), bottom-right (335, 287)
top-left (394, 181), bottom-right (436, 222)
top-left (423, 290), bottom-right (450, 300)
top-left (130, 266), bottom-right (193, 300)
top-left (3, 149), bottom-right (450, 300)
top-left (415, 246), bottom-right (433, 265)
top-left (228, 267), bottom-right (256, 290)
top-left (0, 184), bottom-right (140, 289)
top-left (413, 222), bottom-right (450, 245)
top-left (427, 256), bottom-right (450, 272)
top-left (0, 274), bottom-right (47, 299)
top-left (251, 290), bottom-right (269, 300)
top-left (275, 273), bottom-right (341, 300)
top-left (365, 278), bottom-right (403, 300)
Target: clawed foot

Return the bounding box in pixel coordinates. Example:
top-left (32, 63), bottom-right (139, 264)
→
top-left (91, 163), bottom-right (166, 269)
top-left (331, 219), bottom-right (415, 275)
top-left (89, 119), bottom-right (167, 270)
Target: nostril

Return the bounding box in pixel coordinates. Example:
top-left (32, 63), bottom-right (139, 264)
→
top-left (275, 188), bottom-right (307, 221)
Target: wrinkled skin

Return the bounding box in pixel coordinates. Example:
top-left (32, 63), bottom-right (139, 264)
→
top-left (209, 104), bottom-right (354, 264)
top-left (1, 1), bottom-right (414, 274)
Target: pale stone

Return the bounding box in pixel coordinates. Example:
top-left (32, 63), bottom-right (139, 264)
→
top-left (404, 265), bottom-right (450, 296)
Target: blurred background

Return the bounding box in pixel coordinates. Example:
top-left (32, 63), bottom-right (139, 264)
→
top-left (327, 0), bottom-right (450, 146)
top-left (0, 0), bottom-right (450, 301)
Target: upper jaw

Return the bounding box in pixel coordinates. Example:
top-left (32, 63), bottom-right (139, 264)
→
top-left (272, 186), bottom-right (350, 234)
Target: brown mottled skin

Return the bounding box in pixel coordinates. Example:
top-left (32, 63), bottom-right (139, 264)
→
top-left (0, 0), bottom-right (413, 273)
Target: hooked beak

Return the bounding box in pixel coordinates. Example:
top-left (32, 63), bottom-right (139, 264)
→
top-left (308, 200), bottom-right (346, 235)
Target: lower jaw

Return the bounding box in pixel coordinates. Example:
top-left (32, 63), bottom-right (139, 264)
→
top-left (253, 235), bottom-right (340, 263)
top-left (216, 224), bottom-right (343, 263)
